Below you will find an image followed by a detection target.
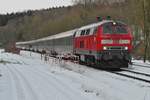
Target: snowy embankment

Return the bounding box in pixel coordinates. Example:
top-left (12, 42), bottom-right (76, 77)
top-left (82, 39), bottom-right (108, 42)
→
top-left (0, 50), bottom-right (150, 100)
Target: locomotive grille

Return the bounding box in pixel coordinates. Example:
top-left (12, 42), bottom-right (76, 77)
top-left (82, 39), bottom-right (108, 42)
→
top-left (106, 46), bottom-right (126, 50)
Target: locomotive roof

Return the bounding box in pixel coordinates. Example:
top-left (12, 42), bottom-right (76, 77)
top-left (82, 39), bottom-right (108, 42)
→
top-left (78, 20), bottom-right (120, 30)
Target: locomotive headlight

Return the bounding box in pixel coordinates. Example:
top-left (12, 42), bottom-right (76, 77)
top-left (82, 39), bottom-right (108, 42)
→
top-left (103, 46), bottom-right (107, 50)
top-left (101, 40), bottom-right (113, 44)
top-left (119, 40), bottom-right (130, 44)
top-left (125, 47), bottom-right (128, 50)
top-left (113, 22), bottom-right (116, 25)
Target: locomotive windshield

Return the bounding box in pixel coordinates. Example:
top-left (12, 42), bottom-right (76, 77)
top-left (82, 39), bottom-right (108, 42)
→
top-left (103, 22), bottom-right (128, 34)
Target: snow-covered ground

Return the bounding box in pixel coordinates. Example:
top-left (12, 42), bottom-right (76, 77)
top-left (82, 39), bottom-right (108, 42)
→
top-left (0, 50), bottom-right (150, 100)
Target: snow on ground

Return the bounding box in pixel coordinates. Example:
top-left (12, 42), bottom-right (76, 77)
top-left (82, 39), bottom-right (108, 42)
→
top-left (0, 50), bottom-right (150, 100)
top-left (130, 64), bottom-right (150, 75)
top-left (133, 59), bottom-right (150, 66)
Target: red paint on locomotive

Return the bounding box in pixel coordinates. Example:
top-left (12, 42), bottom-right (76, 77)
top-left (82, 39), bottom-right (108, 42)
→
top-left (73, 20), bottom-right (133, 68)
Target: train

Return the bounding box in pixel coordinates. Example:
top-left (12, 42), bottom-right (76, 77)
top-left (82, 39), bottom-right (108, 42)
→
top-left (16, 19), bottom-right (133, 69)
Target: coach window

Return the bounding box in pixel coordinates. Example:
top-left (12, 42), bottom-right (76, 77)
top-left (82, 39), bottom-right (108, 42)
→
top-left (81, 30), bottom-right (85, 36)
top-left (86, 29), bottom-right (90, 35)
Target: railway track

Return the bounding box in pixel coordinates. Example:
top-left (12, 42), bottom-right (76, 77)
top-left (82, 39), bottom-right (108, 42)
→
top-left (121, 69), bottom-right (150, 77)
top-left (58, 58), bottom-right (150, 84)
top-left (78, 61), bottom-right (150, 84)
top-left (109, 68), bottom-right (150, 84)
top-left (132, 62), bottom-right (150, 68)
top-left (53, 57), bottom-right (150, 84)
top-left (111, 71), bottom-right (150, 84)
top-left (51, 56), bottom-right (150, 84)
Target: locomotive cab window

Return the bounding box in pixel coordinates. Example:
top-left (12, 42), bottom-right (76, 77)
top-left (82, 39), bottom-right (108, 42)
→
top-left (103, 22), bottom-right (128, 34)
top-left (103, 23), bottom-right (113, 34)
top-left (115, 24), bottom-right (128, 33)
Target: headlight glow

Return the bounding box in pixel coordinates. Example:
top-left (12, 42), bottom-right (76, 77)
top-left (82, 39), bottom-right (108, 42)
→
top-left (103, 46), bottom-right (107, 50)
top-left (125, 47), bottom-right (128, 50)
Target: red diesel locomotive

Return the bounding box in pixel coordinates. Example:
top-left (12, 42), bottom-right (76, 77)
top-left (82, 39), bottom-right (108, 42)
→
top-left (16, 19), bottom-right (133, 69)
top-left (73, 20), bottom-right (133, 68)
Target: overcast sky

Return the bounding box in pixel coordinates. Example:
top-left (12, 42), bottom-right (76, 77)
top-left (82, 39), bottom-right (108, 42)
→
top-left (0, 0), bottom-right (73, 14)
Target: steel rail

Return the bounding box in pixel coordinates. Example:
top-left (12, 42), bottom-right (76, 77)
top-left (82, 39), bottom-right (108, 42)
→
top-left (109, 71), bottom-right (150, 84)
top-left (132, 63), bottom-right (150, 68)
top-left (121, 69), bottom-right (150, 77)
